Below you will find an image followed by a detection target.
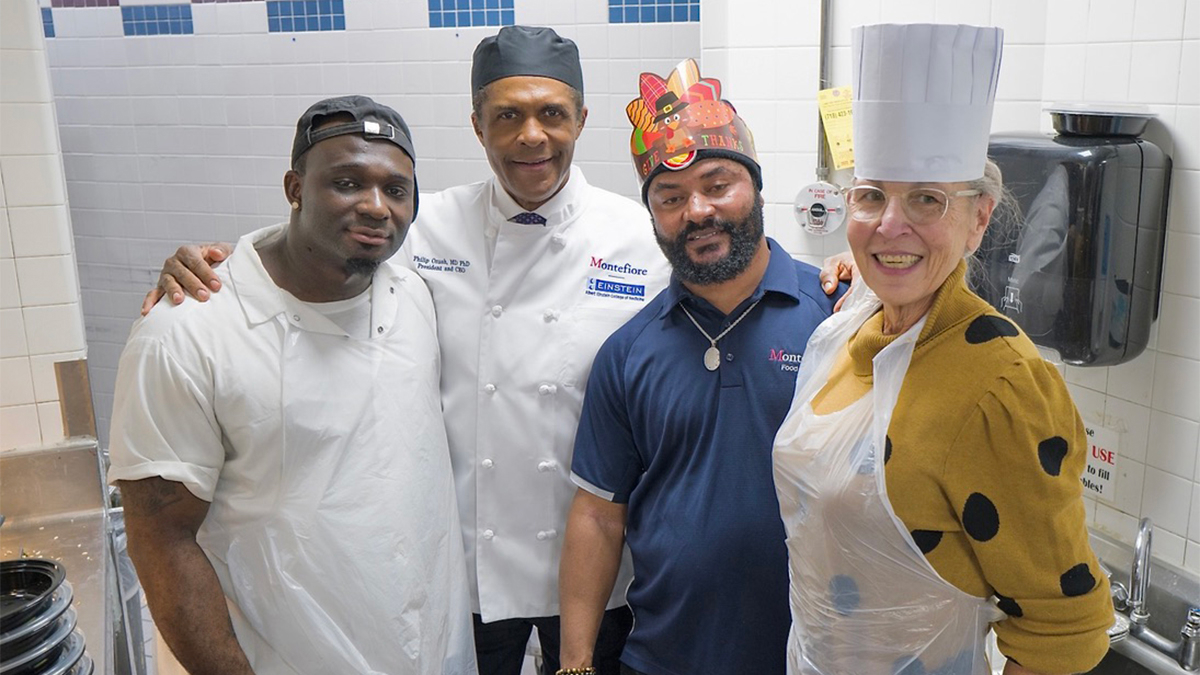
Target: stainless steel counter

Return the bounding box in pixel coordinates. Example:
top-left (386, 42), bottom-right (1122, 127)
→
top-left (1, 439), bottom-right (114, 674)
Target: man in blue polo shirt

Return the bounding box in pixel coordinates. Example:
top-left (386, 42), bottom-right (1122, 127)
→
top-left (557, 59), bottom-right (844, 675)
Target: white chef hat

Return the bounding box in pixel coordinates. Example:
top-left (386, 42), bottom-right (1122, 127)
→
top-left (851, 23), bottom-right (1003, 182)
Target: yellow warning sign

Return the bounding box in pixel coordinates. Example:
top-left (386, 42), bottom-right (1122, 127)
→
top-left (818, 86), bottom-right (854, 170)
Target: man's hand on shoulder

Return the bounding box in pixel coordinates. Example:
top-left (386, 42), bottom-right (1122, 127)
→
top-left (818, 251), bottom-right (858, 312)
top-left (141, 242), bottom-right (235, 316)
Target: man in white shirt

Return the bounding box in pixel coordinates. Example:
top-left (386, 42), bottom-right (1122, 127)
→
top-left (111, 96), bottom-right (475, 675)
top-left (410, 26), bottom-right (670, 675)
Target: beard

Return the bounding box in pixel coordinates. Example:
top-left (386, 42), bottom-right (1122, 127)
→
top-left (344, 257), bottom-right (382, 276)
top-left (654, 196), bottom-right (765, 286)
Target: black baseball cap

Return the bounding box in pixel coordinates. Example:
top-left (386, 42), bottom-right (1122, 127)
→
top-left (290, 95), bottom-right (419, 216)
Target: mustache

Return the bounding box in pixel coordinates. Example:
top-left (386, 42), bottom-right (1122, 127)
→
top-left (680, 218), bottom-right (737, 239)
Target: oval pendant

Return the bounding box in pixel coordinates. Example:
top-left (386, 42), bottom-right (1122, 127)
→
top-left (704, 346), bottom-right (721, 371)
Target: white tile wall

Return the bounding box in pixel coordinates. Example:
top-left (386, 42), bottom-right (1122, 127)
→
top-left (9, 205), bottom-right (73, 257)
top-left (1133, 0), bottom-right (1188, 40)
top-left (15, 255), bottom-right (80, 306)
top-left (1147, 411), bottom-right (1200, 479)
top-left (37, 401), bottom-right (64, 444)
top-left (0, 357), bottom-right (36, 407)
top-left (0, 404), bottom-right (42, 450)
top-left (1179, 41), bottom-right (1199, 105)
top-left (1157, 293), bottom-right (1200, 360)
top-left (1187, 0), bottom-right (1200, 39)
top-left (0, 103), bottom-right (61, 156)
top-left (1128, 42), bottom-right (1182, 106)
top-left (1087, 0), bottom-right (1137, 43)
top-left (1, 0), bottom-right (87, 452)
top-left (0, 309), bottom-right (29, 359)
top-left (0, 259), bottom-right (19, 309)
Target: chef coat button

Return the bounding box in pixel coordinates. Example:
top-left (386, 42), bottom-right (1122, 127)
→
top-left (482, 458), bottom-right (494, 468)
top-left (551, 233), bottom-right (565, 247)
top-left (543, 308), bottom-right (557, 322)
top-left (483, 529), bottom-right (495, 540)
top-left (389, 286), bottom-right (395, 294)
top-left (377, 326), bottom-right (384, 334)
top-left (491, 305), bottom-right (503, 317)
top-left (538, 384), bottom-right (557, 396)
top-left (537, 529), bottom-right (558, 540)
top-left (292, 314), bottom-right (300, 322)
top-left (537, 460), bottom-right (557, 472)
top-left (484, 383), bottom-right (497, 394)
top-left (726, 353), bottom-right (734, 362)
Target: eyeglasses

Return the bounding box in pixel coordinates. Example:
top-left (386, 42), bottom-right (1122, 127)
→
top-left (843, 186), bottom-right (982, 226)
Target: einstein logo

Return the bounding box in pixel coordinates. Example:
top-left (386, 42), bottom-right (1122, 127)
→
top-left (585, 276), bottom-right (646, 301)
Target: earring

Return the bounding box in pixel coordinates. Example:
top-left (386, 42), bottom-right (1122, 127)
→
top-left (291, 201), bottom-right (300, 210)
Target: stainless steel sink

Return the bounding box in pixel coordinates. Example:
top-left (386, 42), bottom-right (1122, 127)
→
top-left (1089, 647), bottom-right (1161, 675)
top-left (1085, 528), bottom-right (1200, 675)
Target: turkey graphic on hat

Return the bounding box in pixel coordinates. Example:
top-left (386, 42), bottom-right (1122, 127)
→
top-left (627, 59), bottom-right (753, 181)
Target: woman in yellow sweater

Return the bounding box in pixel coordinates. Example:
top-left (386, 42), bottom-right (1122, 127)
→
top-left (772, 24), bottom-right (1113, 675)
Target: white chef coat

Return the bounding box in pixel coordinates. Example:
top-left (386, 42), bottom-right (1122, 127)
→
top-left (403, 166), bottom-right (671, 621)
top-left (109, 227), bottom-right (476, 674)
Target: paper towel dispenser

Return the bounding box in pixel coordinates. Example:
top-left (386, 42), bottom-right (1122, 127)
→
top-left (971, 120), bottom-right (1171, 366)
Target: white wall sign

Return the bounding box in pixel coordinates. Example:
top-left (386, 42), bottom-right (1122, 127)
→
top-left (1081, 423), bottom-right (1119, 502)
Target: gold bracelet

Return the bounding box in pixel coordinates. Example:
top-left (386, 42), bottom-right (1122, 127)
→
top-left (555, 668), bottom-right (597, 675)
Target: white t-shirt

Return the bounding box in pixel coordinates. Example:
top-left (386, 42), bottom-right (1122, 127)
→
top-left (108, 227), bottom-right (476, 674)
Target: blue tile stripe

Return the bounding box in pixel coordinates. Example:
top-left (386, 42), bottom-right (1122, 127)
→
top-left (608, 0), bottom-right (698, 23)
top-left (42, 7), bottom-right (56, 38)
top-left (428, 0), bottom-right (513, 28)
top-left (267, 0), bottom-right (346, 32)
top-left (121, 4), bottom-right (194, 35)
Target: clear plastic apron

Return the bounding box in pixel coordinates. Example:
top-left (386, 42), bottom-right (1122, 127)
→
top-left (205, 320), bottom-right (476, 675)
top-left (773, 284), bottom-right (1004, 675)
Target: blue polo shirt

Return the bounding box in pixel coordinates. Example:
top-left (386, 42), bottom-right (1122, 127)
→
top-left (571, 238), bottom-right (842, 675)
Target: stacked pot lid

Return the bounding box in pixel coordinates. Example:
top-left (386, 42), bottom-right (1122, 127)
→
top-left (0, 560), bottom-right (92, 675)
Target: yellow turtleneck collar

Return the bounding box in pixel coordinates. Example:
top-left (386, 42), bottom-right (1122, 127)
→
top-left (814, 260), bottom-right (980, 412)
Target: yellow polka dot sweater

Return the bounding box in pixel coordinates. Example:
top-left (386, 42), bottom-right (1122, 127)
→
top-left (811, 261), bottom-right (1113, 674)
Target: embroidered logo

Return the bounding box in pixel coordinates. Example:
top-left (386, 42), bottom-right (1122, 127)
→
top-left (768, 348), bottom-right (803, 373)
top-left (587, 277), bottom-right (645, 299)
top-left (590, 257), bottom-right (649, 276)
top-left (412, 254), bottom-right (471, 274)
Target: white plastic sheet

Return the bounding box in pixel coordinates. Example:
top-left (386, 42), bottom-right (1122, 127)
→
top-left (773, 283), bottom-right (1003, 675)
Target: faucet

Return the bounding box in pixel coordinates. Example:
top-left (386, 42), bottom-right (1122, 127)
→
top-left (1182, 609), bottom-right (1200, 671)
top-left (1122, 517), bottom-right (1200, 671)
top-left (1130, 517), bottom-right (1153, 625)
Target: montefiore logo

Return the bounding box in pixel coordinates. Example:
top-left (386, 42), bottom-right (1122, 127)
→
top-left (769, 348), bottom-right (803, 372)
top-left (590, 257), bottom-right (649, 276)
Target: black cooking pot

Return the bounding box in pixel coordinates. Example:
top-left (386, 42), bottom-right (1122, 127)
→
top-left (0, 560), bottom-right (66, 632)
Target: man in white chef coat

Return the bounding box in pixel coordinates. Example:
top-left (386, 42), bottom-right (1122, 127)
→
top-left (143, 27), bottom-right (667, 675)
top-left (110, 96), bottom-right (476, 675)
top-left (402, 25), bottom-right (670, 675)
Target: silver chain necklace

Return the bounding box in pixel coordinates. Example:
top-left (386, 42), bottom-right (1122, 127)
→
top-left (679, 298), bottom-right (763, 371)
